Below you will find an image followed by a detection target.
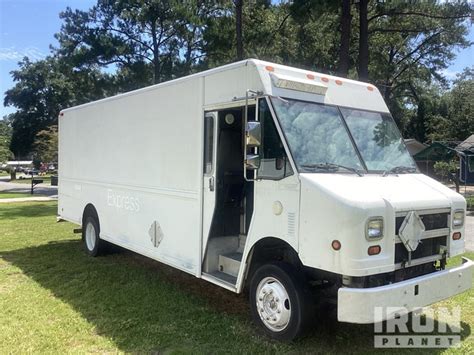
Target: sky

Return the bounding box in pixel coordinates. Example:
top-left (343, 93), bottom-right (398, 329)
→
top-left (0, 0), bottom-right (473, 118)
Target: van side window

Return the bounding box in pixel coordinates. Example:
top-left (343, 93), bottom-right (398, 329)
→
top-left (257, 98), bottom-right (293, 180)
top-left (203, 115), bottom-right (214, 174)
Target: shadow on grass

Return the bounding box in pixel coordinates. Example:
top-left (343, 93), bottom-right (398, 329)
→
top-left (2, 239), bottom-right (470, 353)
top-left (0, 203), bottom-right (56, 220)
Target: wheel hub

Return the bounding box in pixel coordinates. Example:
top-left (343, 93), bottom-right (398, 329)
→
top-left (256, 277), bottom-right (291, 332)
top-left (85, 222), bottom-right (96, 251)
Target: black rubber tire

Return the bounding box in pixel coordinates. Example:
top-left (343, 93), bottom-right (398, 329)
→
top-left (249, 262), bottom-right (312, 341)
top-left (82, 215), bottom-right (104, 257)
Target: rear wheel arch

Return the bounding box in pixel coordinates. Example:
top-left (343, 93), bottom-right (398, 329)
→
top-left (81, 203), bottom-right (105, 256)
top-left (82, 203), bottom-right (100, 232)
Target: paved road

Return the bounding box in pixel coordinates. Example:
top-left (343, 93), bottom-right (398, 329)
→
top-left (0, 177), bottom-right (57, 197)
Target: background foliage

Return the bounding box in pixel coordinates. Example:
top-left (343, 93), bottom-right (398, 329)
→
top-left (2, 0), bottom-right (473, 158)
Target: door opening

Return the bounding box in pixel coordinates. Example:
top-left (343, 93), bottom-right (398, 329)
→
top-left (202, 105), bottom-right (255, 285)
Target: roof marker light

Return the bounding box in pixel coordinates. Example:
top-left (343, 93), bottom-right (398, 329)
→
top-left (367, 86), bottom-right (374, 91)
top-left (265, 65), bottom-right (275, 72)
top-left (335, 79), bottom-right (343, 85)
top-left (306, 74), bottom-right (315, 80)
top-left (321, 77), bottom-right (329, 83)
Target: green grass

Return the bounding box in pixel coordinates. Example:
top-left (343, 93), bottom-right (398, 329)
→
top-left (466, 196), bottom-right (474, 211)
top-left (0, 201), bottom-right (472, 353)
top-left (0, 191), bottom-right (44, 200)
top-left (0, 192), bottom-right (34, 199)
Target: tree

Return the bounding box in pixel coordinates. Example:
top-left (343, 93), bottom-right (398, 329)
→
top-left (234, 0), bottom-right (244, 60)
top-left (0, 119), bottom-right (13, 163)
top-left (56, 0), bottom-right (222, 85)
top-left (443, 67), bottom-right (474, 141)
top-left (33, 125), bottom-right (58, 164)
top-left (339, 0), bottom-right (352, 77)
top-left (4, 56), bottom-right (115, 156)
top-left (357, 0), bottom-right (369, 81)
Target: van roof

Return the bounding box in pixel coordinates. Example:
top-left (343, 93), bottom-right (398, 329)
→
top-left (61, 59), bottom-right (387, 114)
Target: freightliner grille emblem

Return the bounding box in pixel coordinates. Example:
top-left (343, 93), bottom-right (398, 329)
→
top-left (399, 211), bottom-right (425, 252)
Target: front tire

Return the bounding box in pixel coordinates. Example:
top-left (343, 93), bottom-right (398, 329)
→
top-left (82, 215), bottom-right (104, 257)
top-left (249, 262), bottom-right (312, 341)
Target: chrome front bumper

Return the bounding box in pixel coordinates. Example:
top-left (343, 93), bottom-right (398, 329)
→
top-left (337, 257), bottom-right (473, 324)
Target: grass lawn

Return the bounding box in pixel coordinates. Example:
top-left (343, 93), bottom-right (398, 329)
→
top-left (467, 196), bottom-right (474, 211)
top-left (0, 192), bottom-right (34, 199)
top-left (0, 201), bottom-right (472, 353)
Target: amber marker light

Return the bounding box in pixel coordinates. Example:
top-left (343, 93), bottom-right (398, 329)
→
top-left (331, 240), bottom-right (341, 251)
top-left (368, 245), bottom-right (381, 255)
top-left (367, 86), bottom-right (374, 91)
top-left (265, 65), bottom-right (274, 72)
top-left (453, 232), bottom-right (462, 240)
top-left (321, 77), bottom-right (329, 83)
top-left (306, 73), bottom-right (315, 80)
top-left (335, 79), bottom-right (343, 85)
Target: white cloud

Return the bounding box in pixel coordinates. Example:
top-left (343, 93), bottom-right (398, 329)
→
top-left (441, 68), bottom-right (459, 80)
top-left (0, 47), bottom-right (46, 61)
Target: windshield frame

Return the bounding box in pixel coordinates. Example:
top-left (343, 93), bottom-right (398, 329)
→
top-left (268, 96), bottom-right (418, 175)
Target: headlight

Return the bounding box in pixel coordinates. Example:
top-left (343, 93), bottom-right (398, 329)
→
top-left (453, 210), bottom-right (464, 228)
top-left (366, 217), bottom-right (384, 240)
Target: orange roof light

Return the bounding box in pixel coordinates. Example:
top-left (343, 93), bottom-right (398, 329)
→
top-left (306, 73), bottom-right (315, 80)
top-left (335, 79), bottom-right (343, 86)
top-left (367, 86), bottom-right (374, 91)
top-left (265, 65), bottom-right (274, 72)
top-left (321, 77), bottom-right (329, 83)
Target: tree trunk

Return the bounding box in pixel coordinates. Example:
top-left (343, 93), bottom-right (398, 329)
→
top-left (235, 0), bottom-right (244, 60)
top-left (338, 0), bottom-right (351, 77)
top-left (357, 0), bottom-right (369, 81)
top-left (150, 20), bottom-right (161, 84)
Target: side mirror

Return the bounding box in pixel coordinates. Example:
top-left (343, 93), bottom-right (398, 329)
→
top-left (245, 154), bottom-right (261, 170)
top-left (246, 121), bottom-right (261, 147)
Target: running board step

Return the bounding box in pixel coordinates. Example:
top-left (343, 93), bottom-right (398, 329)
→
top-left (206, 271), bottom-right (237, 286)
top-left (218, 252), bottom-right (242, 278)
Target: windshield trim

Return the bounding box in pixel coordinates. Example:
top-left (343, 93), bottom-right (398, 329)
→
top-left (268, 96), bottom-right (418, 175)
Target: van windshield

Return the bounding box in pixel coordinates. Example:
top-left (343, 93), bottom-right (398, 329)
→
top-left (270, 98), bottom-right (416, 173)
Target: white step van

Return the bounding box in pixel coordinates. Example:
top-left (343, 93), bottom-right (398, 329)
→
top-left (58, 59), bottom-right (472, 340)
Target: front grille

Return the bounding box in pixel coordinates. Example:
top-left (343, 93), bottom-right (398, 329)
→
top-left (394, 210), bottom-right (449, 266)
top-left (395, 212), bottom-right (448, 235)
top-left (395, 236), bottom-right (447, 264)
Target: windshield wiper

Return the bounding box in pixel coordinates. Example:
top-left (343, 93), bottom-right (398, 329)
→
top-left (301, 163), bottom-right (363, 176)
top-left (382, 166), bottom-right (417, 176)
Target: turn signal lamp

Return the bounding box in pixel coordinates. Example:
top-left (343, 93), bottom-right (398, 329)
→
top-left (368, 245), bottom-right (381, 255)
top-left (331, 240), bottom-right (341, 251)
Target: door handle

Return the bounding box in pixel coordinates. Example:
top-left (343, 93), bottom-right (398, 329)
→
top-left (209, 176), bottom-right (215, 191)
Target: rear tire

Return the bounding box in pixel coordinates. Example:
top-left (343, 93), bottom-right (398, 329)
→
top-left (249, 262), bottom-right (312, 341)
top-left (82, 215), bottom-right (104, 257)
